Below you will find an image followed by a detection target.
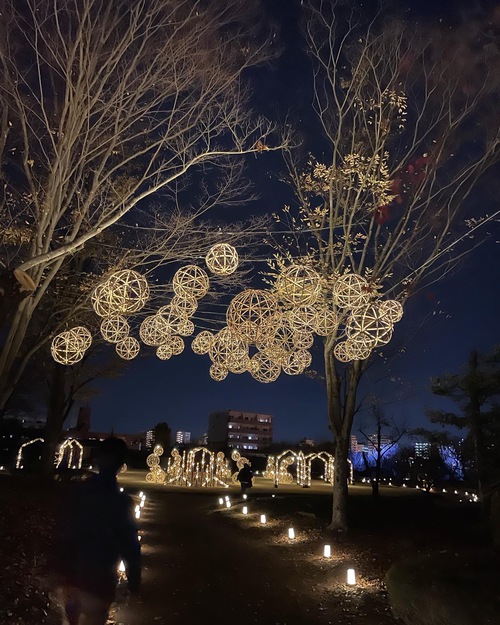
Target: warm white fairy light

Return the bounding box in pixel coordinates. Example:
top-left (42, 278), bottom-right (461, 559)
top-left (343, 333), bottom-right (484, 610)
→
top-left (347, 569), bottom-right (356, 585)
top-left (135, 505), bottom-right (141, 519)
top-left (324, 545), bottom-right (331, 558)
top-left (55, 438), bottom-right (84, 469)
top-left (242, 494), bottom-right (248, 500)
top-left (242, 506), bottom-right (248, 515)
top-left (288, 527), bottom-right (295, 540)
top-left (260, 514), bottom-right (267, 524)
top-left (225, 500), bottom-right (231, 508)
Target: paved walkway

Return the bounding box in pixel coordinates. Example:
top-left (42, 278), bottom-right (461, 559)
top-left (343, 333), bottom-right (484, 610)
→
top-left (114, 482), bottom-right (328, 625)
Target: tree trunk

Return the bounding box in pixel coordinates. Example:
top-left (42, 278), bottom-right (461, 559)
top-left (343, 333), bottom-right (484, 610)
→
top-left (42, 363), bottom-right (67, 477)
top-left (331, 435), bottom-right (350, 530)
top-left (468, 351), bottom-right (487, 503)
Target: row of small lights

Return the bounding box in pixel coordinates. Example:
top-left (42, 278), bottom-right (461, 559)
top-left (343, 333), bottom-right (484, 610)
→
top-left (118, 489), bottom-right (146, 576)
top-left (360, 478), bottom-right (480, 503)
top-left (218, 494), bottom-right (357, 586)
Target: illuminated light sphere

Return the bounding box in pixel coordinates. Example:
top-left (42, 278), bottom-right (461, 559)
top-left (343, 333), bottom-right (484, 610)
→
top-left (115, 336), bottom-right (140, 360)
top-left (154, 444), bottom-right (164, 456)
top-left (209, 327), bottom-right (248, 367)
top-left (276, 264), bottom-right (322, 307)
top-left (250, 352), bottom-right (281, 383)
top-left (170, 335), bottom-right (185, 356)
top-left (288, 306), bottom-right (317, 333)
top-left (100, 316), bottom-right (130, 344)
top-left (313, 306), bottom-right (339, 337)
top-left (346, 304), bottom-right (393, 348)
top-left (333, 341), bottom-right (351, 363)
top-left (172, 265), bottom-right (210, 300)
top-left (205, 243), bottom-right (239, 276)
top-left (210, 363), bottom-right (228, 381)
top-left (139, 314), bottom-right (171, 346)
top-left (378, 299), bottom-right (403, 323)
top-left (91, 281), bottom-right (115, 317)
top-left (294, 331), bottom-right (314, 350)
top-left (344, 340), bottom-right (372, 361)
top-left (332, 273), bottom-right (372, 310)
top-left (156, 343), bottom-right (173, 360)
top-left (171, 294), bottom-right (198, 318)
top-left (282, 349), bottom-right (312, 375)
top-left (228, 355), bottom-right (252, 375)
top-left (146, 454), bottom-right (160, 467)
top-left (226, 289), bottom-right (279, 344)
top-left (51, 331), bottom-right (86, 365)
top-left (158, 305), bottom-right (184, 334)
top-left (191, 330), bottom-right (215, 355)
top-left (106, 269), bottom-right (150, 314)
top-left (177, 318), bottom-right (195, 337)
top-left (70, 326), bottom-right (93, 351)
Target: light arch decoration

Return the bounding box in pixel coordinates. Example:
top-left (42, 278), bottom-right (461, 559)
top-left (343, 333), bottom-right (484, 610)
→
top-left (145, 444), bottom-right (166, 483)
top-left (165, 447), bottom-right (231, 488)
top-left (55, 438), bottom-right (84, 469)
top-left (16, 438), bottom-right (44, 469)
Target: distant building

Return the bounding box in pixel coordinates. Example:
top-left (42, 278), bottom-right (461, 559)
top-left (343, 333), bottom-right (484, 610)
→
top-left (176, 431), bottom-right (191, 445)
top-left (208, 410), bottom-right (273, 451)
top-left (146, 430), bottom-right (155, 449)
top-left (350, 435), bottom-right (363, 453)
top-left (198, 433), bottom-right (208, 446)
top-left (362, 434), bottom-right (393, 453)
top-left (414, 441), bottom-right (431, 459)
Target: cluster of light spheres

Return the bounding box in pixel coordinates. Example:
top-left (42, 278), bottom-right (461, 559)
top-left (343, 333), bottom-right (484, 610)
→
top-left (51, 326), bottom-right (92, 365)
top-left (205, 243), bottom-right (239, 275)
top-left (146, 445), bottom-right (166, 483)
top-left (173, 265), bottom-right (209, 300)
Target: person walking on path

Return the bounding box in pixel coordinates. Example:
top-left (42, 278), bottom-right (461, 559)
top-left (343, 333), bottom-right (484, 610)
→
top-left (237, 463), bottom-right (253, 495)
top-left (52, 437), bottom-right (141, 625)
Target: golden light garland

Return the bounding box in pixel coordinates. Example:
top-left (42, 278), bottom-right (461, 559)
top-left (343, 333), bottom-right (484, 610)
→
top-left (205, 243), bottom-right (239, 276)
top-left (191, 330), bottom-right (215, 355)
top-left (165, 447), bottom-right (231, 488)
top-left (115, 336), bottom-right (140, 360)
top-left (173, 265), bottom-right (210, 300)
top-left (100, 316), bottom-right (130, 344)
top-left (275, 264), bottom-right (321, 307)
top-left (139, 314), bottom-right (171, 346)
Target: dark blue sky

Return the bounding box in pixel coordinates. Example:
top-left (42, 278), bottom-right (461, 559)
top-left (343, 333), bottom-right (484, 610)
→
top-left (83, 0), bottom-right (500, 443)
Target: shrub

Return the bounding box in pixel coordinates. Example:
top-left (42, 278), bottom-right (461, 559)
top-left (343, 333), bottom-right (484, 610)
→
top-left (386, 550), bottom-right (500, 625)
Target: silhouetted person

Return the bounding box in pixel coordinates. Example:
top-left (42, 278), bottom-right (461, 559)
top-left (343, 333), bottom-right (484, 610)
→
top-left (52, 437), bottom-right (141, 625)
top-left (237, 464), bottom-right (253, 495)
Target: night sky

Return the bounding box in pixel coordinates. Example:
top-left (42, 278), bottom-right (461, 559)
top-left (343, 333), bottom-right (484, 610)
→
top-left (83, 0), bottom-right (500, 444)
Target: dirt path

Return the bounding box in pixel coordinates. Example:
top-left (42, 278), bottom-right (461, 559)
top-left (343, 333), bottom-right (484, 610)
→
top-left (114, 486), bottom-right (394, 625)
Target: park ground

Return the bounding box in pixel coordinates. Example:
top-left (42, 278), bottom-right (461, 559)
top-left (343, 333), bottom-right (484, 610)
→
top-left (0, 470), bottom-right (488, 625)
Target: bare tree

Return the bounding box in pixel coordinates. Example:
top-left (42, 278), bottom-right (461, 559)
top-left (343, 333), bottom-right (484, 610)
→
top-left (270, 2), bottom-right (499, 530)
top-left (0, 0), bottom-right (288, 409)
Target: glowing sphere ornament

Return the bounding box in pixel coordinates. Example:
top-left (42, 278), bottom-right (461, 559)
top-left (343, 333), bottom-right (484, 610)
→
top-left (275, 264), bottom-right (321, 307)
top-left (177, 318), bottom-right (195, 337)
top-left (333, 273), bottom-right (371, 310)
top-left (100, 316), bottom-right (130, 343)
top-left (156, 343), bottom-right (173, 360)
top-left (51, 331), bottom-right (86, 365)
top-left (70, 326), bottom-right (93, 351)
top-left (173, 265), bottom-right (210, 300)
top-left (191, 330), bottom-right (215, 355)
top-left (378, 299), bottom-right (403, 323)
top-left (346, 304), bottom-right (393, 348)
top-left (158, 305), bottom-right (185, 334)
top-left (333, 341), bottom-right (351, 363)
top-left (209, 327), bottom-right (248, 367)
top-left (171, 294), bottom-right (198, 318)
top-left (170, 335), bottom-right (185, 356)
top-left (139, 314), bottom-right (171, 346)
top-left (91, 282), bottom-right (115, 317)
top-left (288, 306), bottom-right (317, 333)
top-left (209, 363), bottom-right (229, 381)
top-left (282, 349), bottom-right (312, 375)
top-left (116, 336), bottom-right (140, 360)
top-left (313, 306), bottom-right (338, 337)
top-left (205, 243), bottom-right (239, 275)
top-left (226, 289), bottom-right (278, 344)
top-left (250, 352), bottom-right (281, 383)
top-left (106, 269), bottom-right (150, 314)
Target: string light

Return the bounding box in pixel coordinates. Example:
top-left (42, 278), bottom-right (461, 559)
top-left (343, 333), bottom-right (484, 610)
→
top-left (55, 438), bottom-right (84, 469)
top-left (16, 438), bottom-right (44, 469)
top-left (164, 447), bottom-right (231, 488)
